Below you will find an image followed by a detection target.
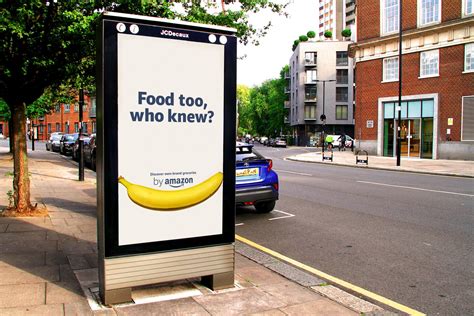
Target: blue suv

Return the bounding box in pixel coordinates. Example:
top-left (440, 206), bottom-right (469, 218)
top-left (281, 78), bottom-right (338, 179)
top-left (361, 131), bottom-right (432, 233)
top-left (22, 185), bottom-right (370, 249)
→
top-left (235, 142), bottom-right (279, 213)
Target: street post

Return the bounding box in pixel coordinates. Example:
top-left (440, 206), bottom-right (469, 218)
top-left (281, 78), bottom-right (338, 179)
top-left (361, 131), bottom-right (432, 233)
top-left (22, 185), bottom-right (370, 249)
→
top-left (78, 88), bottom-right (84, 181)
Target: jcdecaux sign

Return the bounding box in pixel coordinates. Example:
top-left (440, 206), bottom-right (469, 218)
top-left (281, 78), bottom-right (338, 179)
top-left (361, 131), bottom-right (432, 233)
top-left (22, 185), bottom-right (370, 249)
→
top-left (97, 12), bottom-right (236, 304)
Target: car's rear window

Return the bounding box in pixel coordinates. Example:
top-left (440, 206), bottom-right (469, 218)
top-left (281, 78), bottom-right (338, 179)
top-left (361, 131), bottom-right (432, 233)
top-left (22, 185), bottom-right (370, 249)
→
top-left (236, 146), bottom-right (264, 162)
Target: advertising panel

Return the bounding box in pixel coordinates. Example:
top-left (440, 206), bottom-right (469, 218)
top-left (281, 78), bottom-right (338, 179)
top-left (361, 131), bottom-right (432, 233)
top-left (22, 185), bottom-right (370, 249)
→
top-left (98, 13), bottom-right (236, 258)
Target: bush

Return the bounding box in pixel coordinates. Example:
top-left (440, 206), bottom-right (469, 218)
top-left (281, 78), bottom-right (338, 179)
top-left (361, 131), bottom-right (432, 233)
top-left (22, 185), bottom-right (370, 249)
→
top-left (299, 35), bottom-right (308, 42)
top-left (324, 30), bottom-right (332, 38)
top-left (341, 28), bottom-right (352, 38)
top-left (307, 30), bottom-right (316, 38)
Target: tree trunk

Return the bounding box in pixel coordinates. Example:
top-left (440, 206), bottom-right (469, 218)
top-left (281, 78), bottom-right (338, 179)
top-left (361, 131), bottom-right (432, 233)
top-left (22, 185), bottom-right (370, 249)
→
top-left (11, 103), bottom-right (33, 213)
top-left (9, 118), bottom-right (14, 153)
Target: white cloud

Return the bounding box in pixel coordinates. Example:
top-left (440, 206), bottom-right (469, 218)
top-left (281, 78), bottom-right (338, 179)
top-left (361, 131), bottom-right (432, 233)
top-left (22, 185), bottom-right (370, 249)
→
top-left (237, 0), bottom-right (318, 86)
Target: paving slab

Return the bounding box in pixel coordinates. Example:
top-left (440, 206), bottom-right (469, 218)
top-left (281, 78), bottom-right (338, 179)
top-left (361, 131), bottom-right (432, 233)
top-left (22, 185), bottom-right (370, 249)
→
top-left (279, 299), bottom-right (359, 316)
top-left (192, 287), bottom-right (286, 316)
top-left (0, 239), bottom-right (58, 253)
top-left (0, 223), bottom-right (7, 232)
top-left (258, 282), bottom-right (323, 306)
top-left (64, 301), bottom-right (94, 316)
top-left (0, 230), bottom-right (46, 242)
top-left (247, 309), bottom-right (287, 316)
top-left (0, 283), bottom-right (46, 308)
top-left (0, 265), bottom-right (60, 285)
top-left (115, 297), bottom-right (209, 316)
top-left (46, 281), bottom-right (87, 304)
top-left (0, 303), bottom-right (64, 316)
top-left (0, 252), bottom-right (46, 268)
top-left (236, 265), bottom-right (289, 286)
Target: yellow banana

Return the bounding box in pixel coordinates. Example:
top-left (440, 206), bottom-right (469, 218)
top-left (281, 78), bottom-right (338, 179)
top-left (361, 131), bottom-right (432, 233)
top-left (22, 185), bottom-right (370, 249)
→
top-left (118, 172), bottom-right (223, 210)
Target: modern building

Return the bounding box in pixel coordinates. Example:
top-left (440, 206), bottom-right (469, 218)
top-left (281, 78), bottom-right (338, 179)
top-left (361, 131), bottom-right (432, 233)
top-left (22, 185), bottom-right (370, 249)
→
top-left (288, 40), bottom-right (355, 146)
top-left (0, 95), bottom-right (97, 141)
top-left (318, 0), bottom-right (357, 40)
top-left (351, 0), bottom-right (474, 160)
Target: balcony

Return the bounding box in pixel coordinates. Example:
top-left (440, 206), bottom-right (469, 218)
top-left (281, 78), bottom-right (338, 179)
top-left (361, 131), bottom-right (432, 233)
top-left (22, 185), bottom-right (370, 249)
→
top-left (284, 101), bottom-right (290, 108)
top-left (304, 96), bottom-right (317, 103)
top-left (285, 87), bottom-right (291, 94)
top-left (284, 116), bottom-right (289, 124)
top-left (304, 116), bottom-right (317, 121)
top-left (284, 72), bottom-right (290, 79)
top-left (304, 59), bottom-right (317, 67)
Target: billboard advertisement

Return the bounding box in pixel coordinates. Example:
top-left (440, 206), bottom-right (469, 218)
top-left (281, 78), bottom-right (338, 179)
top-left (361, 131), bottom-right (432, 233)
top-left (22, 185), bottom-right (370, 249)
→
top-left (98, 14), bottom-right (236, 258)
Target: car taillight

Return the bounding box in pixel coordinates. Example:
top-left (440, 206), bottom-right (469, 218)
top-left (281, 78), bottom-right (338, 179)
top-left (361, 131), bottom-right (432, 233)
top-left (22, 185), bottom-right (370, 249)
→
top-left (267, 159), bottom-right (273, 172)
top-left (273, 183), bottom-right (278, 191)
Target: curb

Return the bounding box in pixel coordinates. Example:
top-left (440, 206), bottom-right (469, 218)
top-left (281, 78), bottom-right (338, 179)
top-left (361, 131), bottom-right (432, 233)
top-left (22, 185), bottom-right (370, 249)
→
top-left (285, 156), bottom-right (473, 178)
top-left (235, 240), bottom-right (388, 315)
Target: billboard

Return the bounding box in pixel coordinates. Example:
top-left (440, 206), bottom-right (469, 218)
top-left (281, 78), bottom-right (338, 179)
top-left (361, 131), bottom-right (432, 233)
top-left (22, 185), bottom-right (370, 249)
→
top-left (98, 13), bottom-right (236, 259)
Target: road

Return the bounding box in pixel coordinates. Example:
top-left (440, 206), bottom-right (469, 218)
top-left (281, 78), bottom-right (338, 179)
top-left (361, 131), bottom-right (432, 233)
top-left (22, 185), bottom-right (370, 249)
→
top-left (236, 144), bottom-right (474, 315)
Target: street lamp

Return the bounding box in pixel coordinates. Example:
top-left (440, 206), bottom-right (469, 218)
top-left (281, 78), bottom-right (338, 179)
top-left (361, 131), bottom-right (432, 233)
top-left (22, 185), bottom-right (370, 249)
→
top-left (314, 79), bottom-right (335, 158)
top-left (396, 0), bottom-right (403, 166)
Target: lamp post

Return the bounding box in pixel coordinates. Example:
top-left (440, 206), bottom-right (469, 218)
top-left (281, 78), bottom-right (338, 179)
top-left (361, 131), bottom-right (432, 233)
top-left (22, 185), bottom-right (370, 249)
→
top-left (396, 0), bottom-right (403, 166)
top-left (314, 79), bottom-right (335, 159)
top-left (78, 89), bottom-right (84, 181)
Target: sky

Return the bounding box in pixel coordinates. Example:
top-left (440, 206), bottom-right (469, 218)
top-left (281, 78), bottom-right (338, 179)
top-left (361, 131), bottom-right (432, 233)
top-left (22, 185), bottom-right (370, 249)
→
top-left (236, 0), bottom-right (319, 87)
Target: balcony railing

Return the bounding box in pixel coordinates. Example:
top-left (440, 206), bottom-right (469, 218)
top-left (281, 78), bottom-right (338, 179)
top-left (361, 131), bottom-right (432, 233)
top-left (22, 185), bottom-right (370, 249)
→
top-left (304, 59), bottom-right (317, 67)
top-left (284, 72), bottom-right (290, 79)
top-left (285, 87), bottom-right (291, 94)
top-left (284, 101), bottom-right (290, 108)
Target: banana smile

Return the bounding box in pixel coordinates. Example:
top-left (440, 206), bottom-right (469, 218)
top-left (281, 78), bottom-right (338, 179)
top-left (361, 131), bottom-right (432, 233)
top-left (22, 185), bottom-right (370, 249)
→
top-left (118, 172), bottom-right (223, 210)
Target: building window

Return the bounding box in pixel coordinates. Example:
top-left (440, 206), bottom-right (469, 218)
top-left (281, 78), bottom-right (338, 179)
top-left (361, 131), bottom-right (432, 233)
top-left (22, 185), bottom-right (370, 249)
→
top-left (464, 0), bottom-right (474, 16)
top-left (336, 69), bottom-right (348, 84)
top-left (381, 0), bottom-right (399, 35)
top-left (305, 105), bottom-right (316, 119)
top-left (383, 57), bottom-right (399, 81)
top-left (65, 123), bottom-right (69, 134)
top-left (56, 123), bottom-right (60, 132)
top-left (462, 96), bottom-right (474, 140)
top-left (304, 52), bottom-right (317, 64)
top-left (336, 51), bottom-right (348, 66)
top-left (92, 121), bottom-right (97, 133)
top-left (55, 104), bottom-right (60, 112)
top-left (418, 0), bottom-right (441, 26)
top-left (64, 104), bottom-right (70, 113)
top-left (305, 86), bottom-right (317, 100)
top-left (465, 43), bottom-right (474, 72)
top-left (336, 105), bottom-right (348, 120)
top-left (47, 123), bottom-right (51, 134)
top-left (336, 87), bottom-right (348, 102)
top-left (39, 125), bottom-right (44, 133)
top-left (74, 104), bottom-right (79, 112)
top-left (420, 50), bottom-right (439, 77)
top-left (306, 70), bottom-right (317, 83)
top-left (82, 122), bottom-right (88, 133)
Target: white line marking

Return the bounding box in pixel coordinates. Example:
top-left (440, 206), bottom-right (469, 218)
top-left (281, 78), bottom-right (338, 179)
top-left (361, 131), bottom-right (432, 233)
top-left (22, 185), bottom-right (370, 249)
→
top-left (235, 223), bottom-right (244, 226)
top-left (357, 181), bottom-right (474, 197)
top-left (269, 209), bottom-right (296, 221)
top-left (274, 169), bottom-right (313, 177)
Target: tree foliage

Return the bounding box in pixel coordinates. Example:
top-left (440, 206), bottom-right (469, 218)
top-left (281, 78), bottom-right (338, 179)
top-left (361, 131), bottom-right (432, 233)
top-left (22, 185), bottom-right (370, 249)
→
top-left (0, 0), bottom-right (288, 214)
top-left (238, 66), bottom-right (289, 137)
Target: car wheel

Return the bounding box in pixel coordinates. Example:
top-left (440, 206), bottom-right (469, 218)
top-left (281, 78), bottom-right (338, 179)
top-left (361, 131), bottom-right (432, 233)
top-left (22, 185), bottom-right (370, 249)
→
top-left (255, 201), bottom-right (276, 213)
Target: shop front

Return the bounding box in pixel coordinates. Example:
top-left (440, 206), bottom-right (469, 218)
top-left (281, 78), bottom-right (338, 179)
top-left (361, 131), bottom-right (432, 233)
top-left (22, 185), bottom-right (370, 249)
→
top-left (378, 95), bottom-right (438, 159)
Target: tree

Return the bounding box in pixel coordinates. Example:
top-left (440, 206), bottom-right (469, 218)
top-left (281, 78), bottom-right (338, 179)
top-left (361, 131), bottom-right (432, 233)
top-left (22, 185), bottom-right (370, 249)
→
top-left (324, 30), bottom-right (333, 38)
top-left (245, 66), bottom-right (288, 137)
top-left (299, 35), bottom-right (308, 42)
top-left (0, 0), bottom-right (287, 214)
top-left (237, 84), bottom-right (253, 135)
top-left (341, 28), bottom-right (352, 38)
top-left (307, 30), bottom-right (316, 38)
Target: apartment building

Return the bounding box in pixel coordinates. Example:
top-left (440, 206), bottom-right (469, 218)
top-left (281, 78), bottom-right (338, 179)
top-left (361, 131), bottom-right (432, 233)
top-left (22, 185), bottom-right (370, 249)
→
top-left (318, 0), bottom-right (357, 40)
top-left (0, 95), bottom-right (97, 141)
top-left (288, 40), bottom-right (354, 146)
top-left (351, 0), bottom-right (474, 160)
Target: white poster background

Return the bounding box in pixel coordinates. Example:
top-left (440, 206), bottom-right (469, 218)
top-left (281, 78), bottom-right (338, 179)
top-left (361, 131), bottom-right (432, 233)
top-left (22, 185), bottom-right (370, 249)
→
top-left (117, 33), bottom-right (224, 246)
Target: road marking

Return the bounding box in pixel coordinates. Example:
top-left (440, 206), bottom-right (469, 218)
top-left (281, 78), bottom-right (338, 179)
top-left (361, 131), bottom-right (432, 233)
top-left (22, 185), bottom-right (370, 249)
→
top-left (274, 169), bottom-right (313, 177)
top-left (235, 223), bottom-right (244, 226)
top-left (269, 209), bottom-right (295, 221)
top-left (357, 181), bottom-right (474, 197)
top-left (235, 235), bottom-right (426, 316)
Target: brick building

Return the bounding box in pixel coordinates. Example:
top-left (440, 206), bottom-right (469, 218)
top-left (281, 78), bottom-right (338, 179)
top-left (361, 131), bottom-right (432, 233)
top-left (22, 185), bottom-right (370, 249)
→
top-left (0, 94), bottom-right (97, 141)
top-left (351, 0), bottom-right (474, 159)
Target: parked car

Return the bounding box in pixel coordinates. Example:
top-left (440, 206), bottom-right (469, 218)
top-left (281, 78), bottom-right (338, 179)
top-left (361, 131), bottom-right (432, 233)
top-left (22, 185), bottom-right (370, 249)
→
top-left (60, 133), bottom-right (87, 156)
top-left (259, 136), bottom-right (268, 144)
top-left (235, 142), bottom-right (279, 213)
top-left (46, 132), bottom-right (64, 152)
top-left (83, 134), bottom-right (97, 171)
top-left (274, 137), bottom-right (287, 148)
top-left (72, 135), bottom-right (91, 161)
top-left (331, 135), bottom-right (354, 149)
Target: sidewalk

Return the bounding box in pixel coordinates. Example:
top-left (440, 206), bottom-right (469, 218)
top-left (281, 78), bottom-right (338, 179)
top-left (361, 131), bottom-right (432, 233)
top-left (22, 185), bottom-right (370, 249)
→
top-left (287, 149), bottom-right (474, 178)
top-left (0, 148), bottom-right (387, 315)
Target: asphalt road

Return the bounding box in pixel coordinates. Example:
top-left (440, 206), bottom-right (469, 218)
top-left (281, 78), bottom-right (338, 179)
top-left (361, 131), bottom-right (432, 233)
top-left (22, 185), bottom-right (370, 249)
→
top-left (236, 144), bottom-right (474, 316)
